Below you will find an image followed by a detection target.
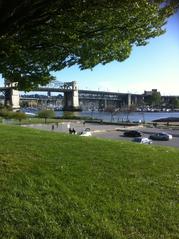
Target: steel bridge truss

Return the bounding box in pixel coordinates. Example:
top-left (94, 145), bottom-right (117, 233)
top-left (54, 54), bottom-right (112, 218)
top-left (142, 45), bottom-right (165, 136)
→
top-left (39, 81), bottom-right (75, 90)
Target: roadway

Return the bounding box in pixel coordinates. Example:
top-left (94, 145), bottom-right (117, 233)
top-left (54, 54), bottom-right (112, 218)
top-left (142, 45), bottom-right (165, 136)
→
top-left (22, 121), bottom-right (179, 148)
top-left (92, 128), bottom-right (179, 148)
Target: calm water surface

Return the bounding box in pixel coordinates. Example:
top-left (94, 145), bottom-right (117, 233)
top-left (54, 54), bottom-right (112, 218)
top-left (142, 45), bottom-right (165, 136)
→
top-left (56, 111), bottom-right (179, 122)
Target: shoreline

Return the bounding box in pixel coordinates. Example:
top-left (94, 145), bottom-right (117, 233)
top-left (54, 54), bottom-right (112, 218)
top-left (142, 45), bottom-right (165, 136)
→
top-left (153, 117), bottom-right (179, 122)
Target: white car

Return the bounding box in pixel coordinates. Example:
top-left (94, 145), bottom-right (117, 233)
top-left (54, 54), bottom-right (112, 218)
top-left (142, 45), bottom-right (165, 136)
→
top-left (133, 137), bottom-right (152, 144)
top-left (80, 128), bottom-right (92, 137)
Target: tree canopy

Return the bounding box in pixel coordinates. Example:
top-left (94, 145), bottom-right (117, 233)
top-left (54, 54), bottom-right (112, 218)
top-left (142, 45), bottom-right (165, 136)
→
top-left (169, 97), bottom-right (179, 109)
top-left (0, 0), bottom-right (178, 90)
top-left (144, 90), bottom-right (161, 106)
top-left (38, 109), bottom-right (55, 123)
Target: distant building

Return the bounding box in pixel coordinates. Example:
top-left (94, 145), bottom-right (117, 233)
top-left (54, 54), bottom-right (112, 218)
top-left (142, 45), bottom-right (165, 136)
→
top-left (144, 89), bottom-right (160, 96)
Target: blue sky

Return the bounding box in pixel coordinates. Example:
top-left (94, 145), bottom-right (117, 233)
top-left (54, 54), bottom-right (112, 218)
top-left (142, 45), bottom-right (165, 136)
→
top-left (53, 12), bottom-right (179, 95)
top-left (0, 12), bottom-right (179, 95)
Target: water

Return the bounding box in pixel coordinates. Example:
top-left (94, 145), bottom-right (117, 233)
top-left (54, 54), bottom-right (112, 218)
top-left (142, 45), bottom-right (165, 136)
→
top-left (55, 111), bottom-right (179, 122)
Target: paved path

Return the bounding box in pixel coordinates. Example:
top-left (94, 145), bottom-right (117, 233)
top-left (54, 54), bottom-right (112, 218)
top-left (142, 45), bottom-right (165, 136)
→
top-left (22, 121), bottom-right (179, 148)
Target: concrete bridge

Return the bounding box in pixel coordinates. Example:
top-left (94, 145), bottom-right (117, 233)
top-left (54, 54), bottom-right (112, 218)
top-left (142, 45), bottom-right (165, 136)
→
top-left (0, 80), bottom-right (80, 111)
top-left (4, 80), bottom-right (175, 111)
top-left (78, 90), bottom-right (143, 110)
top-left (0, 80), bottom-right (144, 111)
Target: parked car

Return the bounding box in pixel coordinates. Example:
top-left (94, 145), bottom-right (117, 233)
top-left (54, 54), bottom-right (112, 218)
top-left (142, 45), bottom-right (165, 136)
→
top-left (149, 132), bottom-right (172, 141)
top-left (123, 130), bottom-right (142, 137)
top-left (80, 128), bottom-right (92, 137)
top-left (133, 137), bottom-right (152, 144)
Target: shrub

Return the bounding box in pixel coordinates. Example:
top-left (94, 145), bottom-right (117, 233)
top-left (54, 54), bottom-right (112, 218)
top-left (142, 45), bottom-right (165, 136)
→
top-left (12, 112), bottom-right (27, 124)
top-left (38, 109), bottom-right (55, 123)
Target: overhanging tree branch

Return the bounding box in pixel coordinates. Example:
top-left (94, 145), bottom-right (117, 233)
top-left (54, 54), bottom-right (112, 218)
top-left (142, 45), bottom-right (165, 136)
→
top-left (0, 0), bottom-right (178, 90)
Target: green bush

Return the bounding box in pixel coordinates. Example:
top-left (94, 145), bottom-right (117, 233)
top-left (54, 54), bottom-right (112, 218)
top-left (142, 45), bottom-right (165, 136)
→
top-left (0, 109), bottom-right (13, 118)
top-left (0, 109), bottom-right (27, 124)
top-left (38, 109), bottom-right (55, 123)
top-left (11, 112), bottom-right (27, 123)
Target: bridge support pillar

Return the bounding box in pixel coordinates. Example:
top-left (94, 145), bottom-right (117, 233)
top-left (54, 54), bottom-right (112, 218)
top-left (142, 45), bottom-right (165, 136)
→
top-left (4, 80), bottom-right (20, 110)
top-left (47, 91), bottom-right (51, 97)
top-left (104, 99), bottom-right (107, 109)
top-left (127, 93), bottom-right (131, 107)
top-left (63, 81), bottom-right (80, 111)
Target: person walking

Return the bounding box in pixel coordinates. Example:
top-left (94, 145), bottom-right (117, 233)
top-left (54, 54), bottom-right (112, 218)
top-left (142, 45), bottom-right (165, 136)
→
top-left (67, 123), bottom-right (70, 130)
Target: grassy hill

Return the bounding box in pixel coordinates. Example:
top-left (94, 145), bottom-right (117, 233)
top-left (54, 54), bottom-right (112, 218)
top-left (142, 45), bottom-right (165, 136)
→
top-left (0, 124), bottom-right (178, 239)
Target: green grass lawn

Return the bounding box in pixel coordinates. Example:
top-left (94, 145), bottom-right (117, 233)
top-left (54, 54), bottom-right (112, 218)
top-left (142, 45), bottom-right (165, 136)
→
top-left (0, 116), bottom-right (61, 125)
top-left (0, 116), bottom-right (88, 125)
top-left (0, 124), bottom-right (178, 239)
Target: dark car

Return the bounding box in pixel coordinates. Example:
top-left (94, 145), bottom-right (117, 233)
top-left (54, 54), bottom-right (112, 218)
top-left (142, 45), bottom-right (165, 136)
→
top-left (123, 130), bottom-right (142, 137)
top-left (149, 132), bottom-right (172, 141)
